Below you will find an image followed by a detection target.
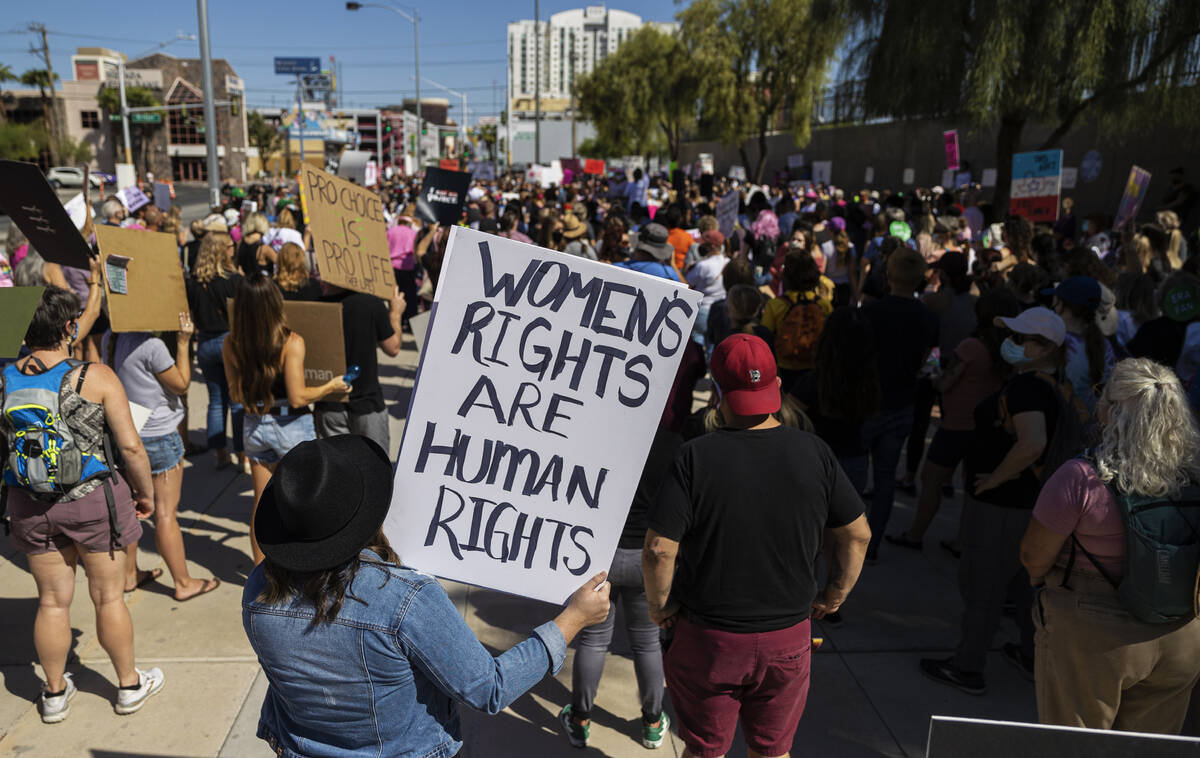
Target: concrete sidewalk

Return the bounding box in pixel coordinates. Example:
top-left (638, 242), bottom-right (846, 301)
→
top-left (0, 338), bottom-right (1036, 758)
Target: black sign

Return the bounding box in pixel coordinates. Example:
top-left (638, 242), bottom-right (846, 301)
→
top-left (415, 167), bottom-right (472, 226)
top-left (0, 160), bottom-right (93, 270)
top-left (700, 173), bottom-right (714, 199)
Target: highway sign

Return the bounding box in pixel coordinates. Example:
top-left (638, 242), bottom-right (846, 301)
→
top-left (274, 57), bottom-right (320, 75)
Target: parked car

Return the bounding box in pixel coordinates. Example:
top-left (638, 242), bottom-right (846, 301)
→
top-left (46, 167), bottom-right (104, 189)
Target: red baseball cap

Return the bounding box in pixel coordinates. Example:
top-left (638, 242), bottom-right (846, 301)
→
top-left (711, 334), bottom-right (781, 416)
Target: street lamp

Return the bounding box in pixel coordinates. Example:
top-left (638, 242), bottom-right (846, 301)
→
top-left (118, 32), bottom-right (196, 168)
top-left (413, 76), bottom-right (467, 156)
top-left (346, 2), bottom-right (422, 174)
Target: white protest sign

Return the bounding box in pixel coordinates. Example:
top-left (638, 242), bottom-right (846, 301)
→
top-left (811, 161), bottom-right (832, 185)
top-left (981, 168), bottom-right (997, 187)
top-left (728, 165), bottom-right (747, 181)
top-left (787, 154), bottom-right (805, 169)
top-left (864, 166), bottom-right (874, 184)
top-left (388, 228), bottom-right (702, 604)
top-left (903, 167), bottom-right (915, 185)
top-left (941, 168), bottom-right (956, 189)
top-left (716, 190), bottom-right (739, 240)
top-left (1061, 167), bottom-right (1078, 190)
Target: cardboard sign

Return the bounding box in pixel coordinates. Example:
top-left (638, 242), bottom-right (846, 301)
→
top-left (943, 129), bottom-right (960, 171)
top-left (283, 301), bottom-right (348, 403)
top-left (583, 159), bottom-right (605, 175)
top-left (388, 228), bottom-right (702, 604)
top-left (0, 160), bottom-right (93, 270)
top-left (0, 286), bottom-right (45, 359)
top-left (416, 166), bottom-right (472, 227)
top-left (1009, 149), bottom-right (1063, 223)
top-left (95, 226), bottom-right (188, 333)
top-left (153, 182), bottom-right (172, 211)
top-left (716, 190), bottom-right (739, 239)
top-left (299, 165), bottom-right (393, 300)
top-left (1114, 165), bottom-right (1152, 231)
top-left (926, 716), bottom-right (1200, 758)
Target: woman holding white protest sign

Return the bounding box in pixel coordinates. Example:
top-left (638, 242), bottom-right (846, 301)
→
top-left (242, 435), bottom-right (611, 758)
top-left (223, 275), bottom-right (348, 563)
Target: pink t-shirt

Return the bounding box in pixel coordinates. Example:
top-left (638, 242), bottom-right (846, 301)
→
top-left (940, 337), bottom-right (1002, 431)
top-left (1033, 459), bottom-right (1125, 579)
top-left (387, 224), bottom-right (417, 270)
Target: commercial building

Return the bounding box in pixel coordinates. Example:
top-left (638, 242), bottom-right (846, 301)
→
top-left (506, 5), bottom-right (675, 117)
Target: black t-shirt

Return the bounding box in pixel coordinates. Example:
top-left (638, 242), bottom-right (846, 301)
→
top-left (1128, 317), bottom-right (1189, 367)
top-left (648, 425), bottom-right (864, 632)
top-left (315, 291), bottom-right (394, 414)
top-left (861, 295), bottom-right (939, 410)
top-left (280, 280), bottom-right (324, 302)
top-left (964, 372), bottom-right (1060, 507)
top-left (184, 238), bottom-right (203, 272)
top-left (620, 427), bottom-right (683, 550)
top-left (792, 372), bottom-right (868, 458)
top-left (185, 272), bottom-right (243, 336)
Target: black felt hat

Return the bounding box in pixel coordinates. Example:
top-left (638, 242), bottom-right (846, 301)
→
top-left (255, 435), bottom-right (393, 572)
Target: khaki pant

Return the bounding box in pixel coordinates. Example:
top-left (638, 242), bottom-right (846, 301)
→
top-left (1035, 567), bottom-right (1200, 733)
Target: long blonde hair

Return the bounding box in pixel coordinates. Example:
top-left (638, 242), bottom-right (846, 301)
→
top-left (1158, 210), bottom-right (1185, 270)
top-left (274, 242), bottom-right (310, 292)
top-left (192, 232), bottom-right (234, 284)
top-left (1093, 358), bottom-right (1200, 497)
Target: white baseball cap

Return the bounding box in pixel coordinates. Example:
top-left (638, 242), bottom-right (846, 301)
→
top-left (995, 307), bottom-right (1066, 346)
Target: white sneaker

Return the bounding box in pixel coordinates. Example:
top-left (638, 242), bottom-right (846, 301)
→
top-left (114, 667), bottom-right (164, 715)
top-left (40, 672), bottom-right (76, 724)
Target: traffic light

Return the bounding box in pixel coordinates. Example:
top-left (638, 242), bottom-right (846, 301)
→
top-left (384, 123), bottom-right (392, 133)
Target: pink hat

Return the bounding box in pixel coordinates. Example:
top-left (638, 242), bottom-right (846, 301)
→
top-left (995, 307), bottom-right (1066, 346)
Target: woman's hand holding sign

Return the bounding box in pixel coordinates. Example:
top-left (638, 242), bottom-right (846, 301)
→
top-left (553, 571), bottom-right (611, 644)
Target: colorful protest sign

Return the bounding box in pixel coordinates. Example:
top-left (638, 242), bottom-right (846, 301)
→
top-left (1114, 166), bottom-right (1152, 231)
top-left (387, 228), bottom-right (701, 603)
top-left (0, 287), bottom-right (44, 358)
top-left (583, 159), bottom-right (605, 175)
top-left (728, 165), bottom-right (747, 182)
top-left (468, 161), bottom-right (496, 181)
top-left (438, 158), bottom-right (460, 171)
top-left (116, 185), bottom-right (150, 213)
top-left (560, 158), bottom-right (582, 175)
top-left (1009, 149), bottom-right (1063, 223)
top-left (299, 165), bottom-right (393, 300)
top-left (416, 166), bottom-right (472, 226)
top-left (0, 160), bottom-right (93, 270)
top-left (943, 130), bottom-right (960, 171)
top-left (716, 190), bottom-right (739, 239)
top-left (95, 226), bottom-right (187, 333)
top-left (698, 153), bottom-right (714, 175)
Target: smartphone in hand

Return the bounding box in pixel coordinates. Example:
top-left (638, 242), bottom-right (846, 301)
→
top-left (343, 365), bottom-right (361, 385)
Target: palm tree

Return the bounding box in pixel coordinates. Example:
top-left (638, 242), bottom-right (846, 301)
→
top-left (20, 68), bottom-right (59, 164)
top-left (0, 64), bottom-right (15, 124)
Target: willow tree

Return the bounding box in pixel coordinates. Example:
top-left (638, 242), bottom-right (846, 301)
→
top-left (847, 0), bottom-right (1200, 209)
top-left (574, 25), bottom-right (700, 164)
top-left (679, 0), bottom-right (854, 183)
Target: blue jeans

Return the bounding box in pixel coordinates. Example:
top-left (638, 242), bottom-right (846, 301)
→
top-left (142, 431), bottom-right (184, 475)
top-left (243, 412), bottom-right (315, 465)
top-left (861, 406), bottom-right (914, 553)
top-left (837, 454), bottom-right (869, 495)
top-left (196, 333), bottom-right (244, 453)
top-left (692, 304), bottom-right (711, 352)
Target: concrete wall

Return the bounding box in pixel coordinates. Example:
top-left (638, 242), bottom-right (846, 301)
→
top-left (680, 118), bottom-right (1200, 222)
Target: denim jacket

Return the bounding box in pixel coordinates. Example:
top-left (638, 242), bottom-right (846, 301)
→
top-left (242, 553), bottom-right (566, 758)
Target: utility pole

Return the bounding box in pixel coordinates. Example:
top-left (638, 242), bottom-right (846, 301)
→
top-left (196, 0), bottom-right (221, 207)
top-left (296, 74), bottom-right (305, 170)
top-left (534, 0), bottom-right (540, 165)
top-left (492, 79), bottom-right (498, 178)
top-left (28, 23), bottom-right (59, 165)
top-left (570, 52), bottom-right (577, 159)
top-left (118, 59), bottom-right (133, 166)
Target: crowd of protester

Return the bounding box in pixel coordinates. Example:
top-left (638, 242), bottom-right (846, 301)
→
top-left (1, 159), bottom-right (1199, 756)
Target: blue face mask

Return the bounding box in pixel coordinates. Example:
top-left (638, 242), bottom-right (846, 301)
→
top-left (1000, 337), bottom-right (1030, 365)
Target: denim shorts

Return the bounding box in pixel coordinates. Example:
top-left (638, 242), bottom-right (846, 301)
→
top-left (243, 412), bottom-right (315, 465)
top-left (142, 431), bottom-right (184, 475)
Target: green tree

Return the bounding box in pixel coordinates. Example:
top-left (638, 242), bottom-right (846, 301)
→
top-left (19, 68), bottom-right (59, 163)
top-left (247, 110), bottom-right (284, 173)
top-left (848, 0), bottom-right (1200, 209)
top-left (679, 0), bottom-right (854, 183)
top-left (56, 135), bottom-right (92, 164)
top-left (0, 64), bottom-right (16, 124)
top-left (476, 122), bottom-right (498, 161)
top-left (96, 85), bottom-right (163, 174)
top-left (575, 25), bottom-right (699, 164)
top-left (0, 121), bottom-right (47, 160)
top-left (575, 135), bottom-right (626, 160)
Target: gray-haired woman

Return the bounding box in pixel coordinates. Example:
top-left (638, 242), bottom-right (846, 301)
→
top-left (1021, 358), bottom-right (1200, 733)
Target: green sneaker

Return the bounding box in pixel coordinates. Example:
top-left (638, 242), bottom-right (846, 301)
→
top-left (559, 704), bottom-right (589, 748)
top-left (642, 711), bottom-right (670, 749)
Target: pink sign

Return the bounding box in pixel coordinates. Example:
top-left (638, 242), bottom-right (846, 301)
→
top-left (943, 130), bottom-right (960, 171)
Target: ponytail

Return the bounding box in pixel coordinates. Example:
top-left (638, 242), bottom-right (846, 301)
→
top-left (1083, 317), bottom-right (1107, 388)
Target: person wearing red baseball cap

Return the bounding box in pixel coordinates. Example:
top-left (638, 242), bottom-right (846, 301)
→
top-left (643, 334), bottom-right (871, 758)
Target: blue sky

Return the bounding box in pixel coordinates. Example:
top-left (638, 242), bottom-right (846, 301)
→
top-left (0, 1), bottom-right (681, 121)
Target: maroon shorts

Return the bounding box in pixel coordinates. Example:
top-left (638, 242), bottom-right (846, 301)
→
top-left (8, 478), bottom-right (142, 555)
top-left (665, 616), bottom-right (811, 758)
